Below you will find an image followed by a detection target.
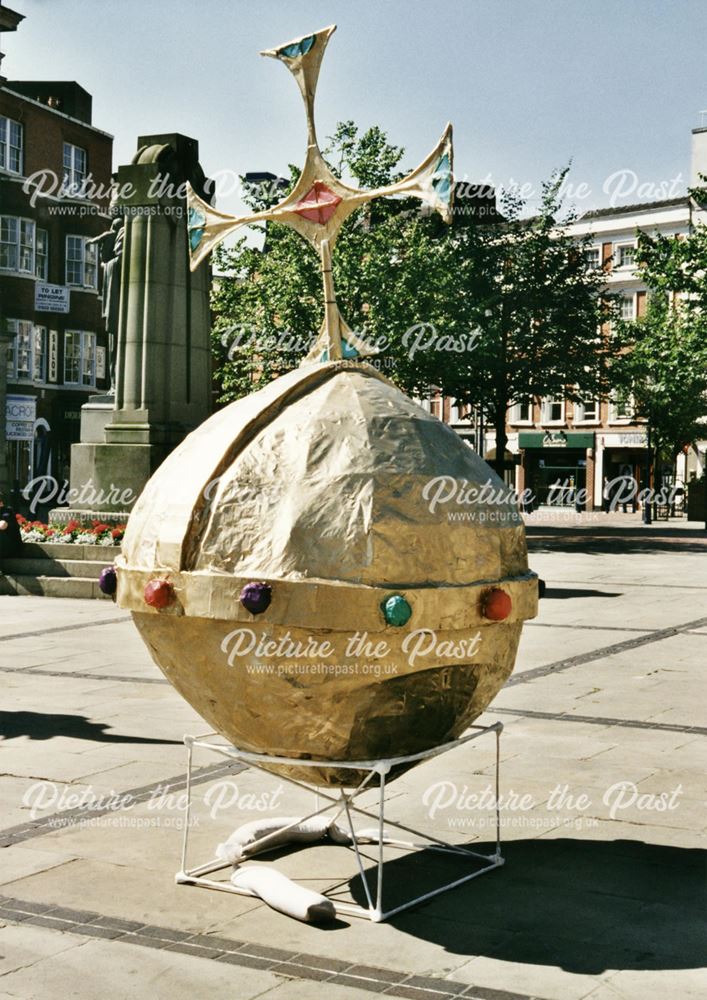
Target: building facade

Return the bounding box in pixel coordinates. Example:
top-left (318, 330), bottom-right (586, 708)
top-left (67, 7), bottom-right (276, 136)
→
top-left (1, 62), bottom-right (113, 500)
top-left (430, 124), bottom-right (707, 510)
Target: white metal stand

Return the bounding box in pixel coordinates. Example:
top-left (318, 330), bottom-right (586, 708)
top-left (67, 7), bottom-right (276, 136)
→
top-left (176, 723), bottom-right (504, 922)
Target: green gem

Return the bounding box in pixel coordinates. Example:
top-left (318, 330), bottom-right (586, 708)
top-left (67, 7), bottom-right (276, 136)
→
top-left (381, 594), bottom-right (412, 627)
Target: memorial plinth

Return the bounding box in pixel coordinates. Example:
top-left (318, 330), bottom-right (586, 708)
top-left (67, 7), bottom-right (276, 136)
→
top-left (67, 133), bottom-right (212, 517)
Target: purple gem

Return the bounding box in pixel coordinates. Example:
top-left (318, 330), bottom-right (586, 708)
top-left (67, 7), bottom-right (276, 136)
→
top-left (99, 566), bottom-right (117, 596)
top-left (240, 581), bottom-right (272, 615)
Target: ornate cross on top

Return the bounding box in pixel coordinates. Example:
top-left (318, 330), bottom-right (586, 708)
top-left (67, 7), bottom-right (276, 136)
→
top-left (186, 24), bottom-right (454, 364)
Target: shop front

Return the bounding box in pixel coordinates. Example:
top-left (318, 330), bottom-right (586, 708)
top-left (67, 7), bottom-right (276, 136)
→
top-left (4, 390), bottom-right (88, 515)
top-left (518, 431), bottom-right (595, 508)
top-left (598, 431), bottom-right (649, 512)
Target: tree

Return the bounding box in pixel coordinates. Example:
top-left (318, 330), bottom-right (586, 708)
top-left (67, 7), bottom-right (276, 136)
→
top-left (616, 293), bottom-right (707, 465)
top-left (416, 174), bottom-right (611, 474)
top-left (211, 123), bottom-right (449, 399)
top-left (212, 123), bottom-right (610, 478)
top-left (614, 177), bottom-right (707, 474)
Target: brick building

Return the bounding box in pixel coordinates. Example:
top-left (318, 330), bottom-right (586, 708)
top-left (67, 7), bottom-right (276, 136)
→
top-left (0, 2), bottom-right (113, 501)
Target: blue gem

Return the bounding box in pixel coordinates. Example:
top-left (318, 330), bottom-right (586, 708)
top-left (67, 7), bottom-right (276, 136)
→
top-left (278, 35), bottom-right (315, 59)
top-left (381, 594), bottom-right (412, 627)
top-left (432, 153), bottom-right (452, 203)
top-left (341, 339), bottom-right (359, 359)
top-left (188, 208), bottom-right (206, 253)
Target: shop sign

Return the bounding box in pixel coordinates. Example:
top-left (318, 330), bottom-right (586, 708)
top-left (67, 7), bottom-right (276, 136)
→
top-left (6, 394), bottom-right (36, 441)
top-left (518, 431), bottom-right (595, 449)
top-left (48, 331), bottom-right (58, 383)
top-left (602, 432), bottom-right (648, 448)
top-left (35, 283), bottom-right (70, 314)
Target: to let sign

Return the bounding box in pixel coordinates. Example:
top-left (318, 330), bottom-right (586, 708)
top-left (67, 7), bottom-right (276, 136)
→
top-left (35, 282), bottom-right (70, 314)
top-left (6, 394), bottom-right (36, 441)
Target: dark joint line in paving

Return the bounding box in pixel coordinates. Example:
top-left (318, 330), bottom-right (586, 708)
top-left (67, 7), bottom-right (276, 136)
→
top-left (0, 665), bottom-right (167, 684)
top-left (493, 707), bottom-right (707, 737)
top-left (0, 616), bottom-right (130, 643)
top-left (0, 760), bottom-right (247, 847)
top-left (507, 615), bottom-right (707, 688)
top-left (0, 895), bottom-right (543, 1000)
top-left (526, 622), bottom-right (653, 634)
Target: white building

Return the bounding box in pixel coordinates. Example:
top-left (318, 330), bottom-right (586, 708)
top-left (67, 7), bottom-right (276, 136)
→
top-left (429, 121), bottom-right (707, 509)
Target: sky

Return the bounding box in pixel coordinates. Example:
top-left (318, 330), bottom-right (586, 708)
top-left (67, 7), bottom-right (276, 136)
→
top-left (4, 0), bottom-right (707, 218)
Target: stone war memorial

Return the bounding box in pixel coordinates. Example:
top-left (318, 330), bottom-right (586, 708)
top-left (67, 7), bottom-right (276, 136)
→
top-left (111, 25), bottom-right (538, 922)
top-left (66, 132), bottom-right (212, 520)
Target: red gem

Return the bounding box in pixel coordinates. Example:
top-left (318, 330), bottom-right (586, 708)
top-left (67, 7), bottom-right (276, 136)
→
top-left (481, 588), bottom-right (512, 621)
top-left (144, 579), bottom-right (175, 609)
top-left (294, 182), bottom-right (342, 224)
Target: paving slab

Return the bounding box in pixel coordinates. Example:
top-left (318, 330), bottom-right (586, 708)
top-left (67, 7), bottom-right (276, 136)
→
top-left (0, 924), bottom-right (280, 1000)
top-left (0, 524), bottom-right (705, 1000)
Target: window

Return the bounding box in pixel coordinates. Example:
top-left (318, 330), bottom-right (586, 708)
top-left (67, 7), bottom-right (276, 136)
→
top-left (614, 242), bottom-right (636, 269)
top-left (65, 235), bottom-right (97, 288)
top-left (541, 397), bottom-right (565, 424)
top-left (451, 402), bottom-right (473, 424)
top-left (64, 330), bottom-right (96, 386)
top-left (35, 229), bottom-right (48, 280)
top-left (609, 390), bottom-right (634, 423)
top-left (63, 143), bottom-right (87, 195)
top-left (421, 389), bottom-right (443, 419)
top-left (575, 399), bottom-right (599, 423)
top-left (0, 116), bottom-right (23, 174)
top-left (6, 320), bottom-right (34, 380)
top-left (6, 321), bottom-right (48, 382)
top-left (0, 217), bottom-right (39, 274)
top-left (0, 216), bottom-right (18, 270)
top-left (510, 399), bottom-right (533, 423)
top-left (82, 332), bottom-right (96, 386)
top-left (19, 220), bottom-right (35, 273)
top-left (619, 294), bottom-right (635, 321)
top-left (33, 327), bottom-right (47, 383)
top-left (585, 247), bottom-right (600, 269)
top-left (64, 331), bottom-right (81, 384)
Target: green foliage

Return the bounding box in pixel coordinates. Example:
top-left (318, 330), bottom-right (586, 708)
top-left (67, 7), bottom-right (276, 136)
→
top-left (615, 186), bottom-right (707, 460)
top-left (429, 171), bottom-right (610, 463)
top-left (211, 123), bottom-right (609, 471)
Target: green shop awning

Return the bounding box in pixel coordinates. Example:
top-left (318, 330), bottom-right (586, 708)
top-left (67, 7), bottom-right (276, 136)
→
top-left (518, 431), bottom-right (595, 449)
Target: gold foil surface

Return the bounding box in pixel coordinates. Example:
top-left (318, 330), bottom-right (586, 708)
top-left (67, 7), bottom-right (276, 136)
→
top-left (117, 362), bottom-right (537, 786)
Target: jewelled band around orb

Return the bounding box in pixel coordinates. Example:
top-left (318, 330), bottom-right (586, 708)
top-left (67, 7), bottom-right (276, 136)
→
top-left (114, 560), bottom-right (538, 629)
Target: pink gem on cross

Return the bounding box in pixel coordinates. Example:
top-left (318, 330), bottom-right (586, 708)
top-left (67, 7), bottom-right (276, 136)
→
top-left (294, 181), bottom-right (342, 224)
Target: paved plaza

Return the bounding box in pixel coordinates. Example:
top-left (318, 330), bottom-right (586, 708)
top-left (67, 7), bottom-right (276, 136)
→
top-left (0, 519), bottom-right (705, 1000)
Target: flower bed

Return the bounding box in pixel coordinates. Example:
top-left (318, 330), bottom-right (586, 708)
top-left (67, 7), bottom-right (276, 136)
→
top-left (16, 515), bottom-right (126, 546)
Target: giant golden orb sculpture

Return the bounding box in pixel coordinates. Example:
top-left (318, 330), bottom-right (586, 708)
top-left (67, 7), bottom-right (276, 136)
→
top-left (116, 361), bottom-right (537, 785)
top-left (115, 26), bottom-right (538, 785)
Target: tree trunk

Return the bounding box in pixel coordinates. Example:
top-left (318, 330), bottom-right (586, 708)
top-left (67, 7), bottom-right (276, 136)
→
top-left (492, 401), bottom-right (508, 481)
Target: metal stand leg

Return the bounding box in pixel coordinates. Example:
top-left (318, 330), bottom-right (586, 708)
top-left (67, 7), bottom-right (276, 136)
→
top-left (176, 724), bottom-right (504, 922)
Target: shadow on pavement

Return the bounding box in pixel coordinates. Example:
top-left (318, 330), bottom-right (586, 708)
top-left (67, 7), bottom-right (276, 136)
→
top-left (543, 587), bottom-right (622, 599)
top-left (0, 710), bottom-right (182, 744)
top-left (526, 524), bottom-right (707, 555)
top-left (350, 837), bottom-right (706, 974)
